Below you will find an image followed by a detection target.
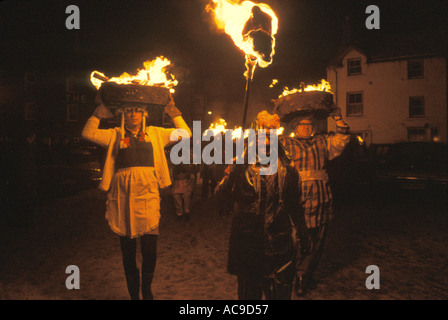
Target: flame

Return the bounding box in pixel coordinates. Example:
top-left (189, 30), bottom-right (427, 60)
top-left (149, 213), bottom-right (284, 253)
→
top-left (279, 79), bottom-right (332, 98)
top-left (207, 118), bottom-right (228, 136)
top-left (231, 126), bottom-right (250, 139)
top-left (232, 126), bottom-right (283, 139)
top-left (90, 56), bottom-right (178, 93)
top-left (269, 79), bottom-right (278, 88)
top-left (206, 0), bottom-right (278, 70)
top-left (205, 118), bottom-right (284, 138)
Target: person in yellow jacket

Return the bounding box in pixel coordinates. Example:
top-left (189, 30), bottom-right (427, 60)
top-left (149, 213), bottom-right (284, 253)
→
top-left (82, 94), bottom-right (191, 300)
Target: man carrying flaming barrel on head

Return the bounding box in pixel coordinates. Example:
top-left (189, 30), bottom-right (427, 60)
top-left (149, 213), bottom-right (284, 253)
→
top-left (275, 90), bottom-right (351, 296)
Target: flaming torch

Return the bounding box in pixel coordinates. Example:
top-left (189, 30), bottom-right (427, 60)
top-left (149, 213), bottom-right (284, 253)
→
top-left (206, 0), bottom-right (278, 127)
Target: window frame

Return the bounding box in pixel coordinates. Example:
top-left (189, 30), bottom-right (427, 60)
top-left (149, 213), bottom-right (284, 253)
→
top-left (347, 58), bottom-right (362, 76)
top-left (409, 96), bottom-right (425, 118)
top-left (407, 60), bottom-right (424, 79)
top-left (407, 127), bottom-right (427, 142)
top-left (346, 91), bottom-right (364, 117)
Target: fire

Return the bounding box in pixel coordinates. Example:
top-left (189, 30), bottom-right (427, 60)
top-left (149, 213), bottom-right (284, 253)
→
top-left (279, 79), bottom-right (332, 98)
top-left (206, 0), bottom-right (278, 71)
top-left (205, 118), bottom-right (284, 138)
top-left (90, 56), bottom-right (178, 93)
top-left (231, 126), bottom-right (250, 139)
top-left (269, 79), bottom-right (278, 88)
top-left (207, 118), bottom-right (228, 135)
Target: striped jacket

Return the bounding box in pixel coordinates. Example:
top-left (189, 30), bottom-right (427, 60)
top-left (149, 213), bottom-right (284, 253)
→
top-left (280, 127), bottom-right (350, 228)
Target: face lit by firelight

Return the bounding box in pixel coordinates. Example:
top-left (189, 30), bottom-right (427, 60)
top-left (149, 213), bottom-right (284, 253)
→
top-left (295, 120), bottom-right (314, 139)
top-left (124, 107), bottom-right (144, 131)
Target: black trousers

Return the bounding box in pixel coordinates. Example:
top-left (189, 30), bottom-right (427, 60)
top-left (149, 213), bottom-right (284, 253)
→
top-left (119, 234), bottom-right (158, 275)
top-left (296, 224), bottom-right (328, 282)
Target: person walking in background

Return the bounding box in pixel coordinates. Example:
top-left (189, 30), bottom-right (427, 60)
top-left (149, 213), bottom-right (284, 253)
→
top-left (280, 109), bottom-right (350, 296)
top-left (172, 159), bottom-right (198, 221)
top-left (82, 94), bottom-right (191, 300)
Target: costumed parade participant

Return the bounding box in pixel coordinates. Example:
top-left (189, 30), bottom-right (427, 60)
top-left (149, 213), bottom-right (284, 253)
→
top-left (278, 94), bottom-right (350, 295)
top-left (215, 111), bottom-right (306, 300)
top-left (82, 91), bottom-right (191, 300)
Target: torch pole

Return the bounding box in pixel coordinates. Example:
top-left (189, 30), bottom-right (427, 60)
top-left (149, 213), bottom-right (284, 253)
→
top-left (242, 56), bottom-right (257, 128)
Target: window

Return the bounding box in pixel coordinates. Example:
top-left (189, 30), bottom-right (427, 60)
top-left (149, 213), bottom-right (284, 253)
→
top-left (407, 60), bottom-right (423, 79)
top-left (346, 92), bottom-right (363, 116)
top-left (407, 127), bottom-right (427, 141)
top-left (409, 96), bottom-right (425, 117)
top-left (347, 58), bottom-right (362, 75)
top-left (66, 104), bottom-right (78, 122)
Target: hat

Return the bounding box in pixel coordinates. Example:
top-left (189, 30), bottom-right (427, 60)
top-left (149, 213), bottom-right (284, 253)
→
top-left (115, 104), bottom-right (149, 117)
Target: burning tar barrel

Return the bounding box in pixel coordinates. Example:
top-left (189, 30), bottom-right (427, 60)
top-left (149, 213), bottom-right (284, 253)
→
top-left (97, 82), bottom-right (171, 126)
top-left (98, 82), bottom-right (171, 108)
top-left (272, 91), bottom-right (336, 123)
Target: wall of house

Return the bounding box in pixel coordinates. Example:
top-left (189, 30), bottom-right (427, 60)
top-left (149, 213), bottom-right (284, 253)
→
top-left (327, 49), bottom-right (447, 144)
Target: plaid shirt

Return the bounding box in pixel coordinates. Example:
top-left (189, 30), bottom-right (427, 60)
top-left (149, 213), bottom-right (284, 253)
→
top-left (280, 127), bottom-right (350, 228)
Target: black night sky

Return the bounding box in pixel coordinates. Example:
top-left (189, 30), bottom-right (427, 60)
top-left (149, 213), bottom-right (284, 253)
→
top-left (1, 0), bottom-right (447, 126)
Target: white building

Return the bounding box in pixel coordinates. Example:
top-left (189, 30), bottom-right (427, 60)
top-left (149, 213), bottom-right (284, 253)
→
top-left (326, 45), bottom-right (447, 145)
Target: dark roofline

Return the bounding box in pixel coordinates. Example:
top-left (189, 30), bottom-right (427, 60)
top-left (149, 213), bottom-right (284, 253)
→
top-left (368, 52), bottom-right (447, 63)
top-left (327, 44), bottom-right (447, 68)
top-left (327, 45), bottom-right (367, 68)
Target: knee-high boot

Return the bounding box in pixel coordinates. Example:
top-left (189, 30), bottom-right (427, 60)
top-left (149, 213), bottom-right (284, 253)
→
top-left (141, 272), bottom-right (154, 300)
top-left (125, 269), bottom-right (140, 300)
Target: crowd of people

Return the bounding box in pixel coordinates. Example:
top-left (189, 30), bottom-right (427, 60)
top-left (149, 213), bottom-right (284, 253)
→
top-left (80, 90), bottom-right (350, 300)
top-left (0, 90), bottom-right (350, 301)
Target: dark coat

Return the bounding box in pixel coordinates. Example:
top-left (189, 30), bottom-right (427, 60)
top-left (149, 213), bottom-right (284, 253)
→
top-left (216, 150), bottom-right (305, 283)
